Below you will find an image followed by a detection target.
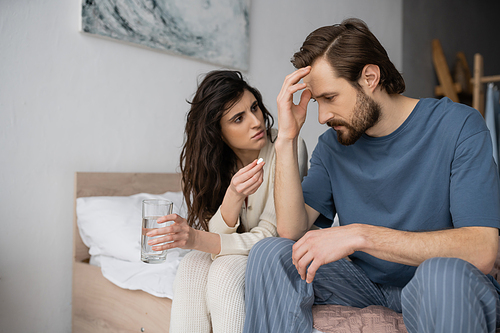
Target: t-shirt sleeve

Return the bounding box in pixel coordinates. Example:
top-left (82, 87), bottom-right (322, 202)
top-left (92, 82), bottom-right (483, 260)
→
top-left (301, 140), bottom-right (337, 221)
top-left (450, 118), bottom-right (500, 229)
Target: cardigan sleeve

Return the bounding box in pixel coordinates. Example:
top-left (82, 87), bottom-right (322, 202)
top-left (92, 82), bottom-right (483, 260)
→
top-left (212, 156), bottom-right (278, 259)
top-left (208, 206), bottom-right (240, 235)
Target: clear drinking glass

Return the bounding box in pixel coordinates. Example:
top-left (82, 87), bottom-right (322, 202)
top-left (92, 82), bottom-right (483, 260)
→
top-left (141, 199), bottom-right (173, 264)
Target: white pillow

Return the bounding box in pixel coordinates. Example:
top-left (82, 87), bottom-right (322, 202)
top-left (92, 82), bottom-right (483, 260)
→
top-left (76, 191), bottom-right (187, 262)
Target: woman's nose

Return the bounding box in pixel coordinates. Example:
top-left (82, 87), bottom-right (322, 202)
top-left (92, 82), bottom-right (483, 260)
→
top-left (250, 112), bottom-right (262, 127)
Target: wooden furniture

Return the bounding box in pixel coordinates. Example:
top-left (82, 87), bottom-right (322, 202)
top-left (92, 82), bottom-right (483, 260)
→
top-left (471, 53), bottom-right (500, 116)
top-left (432, 39), bottom-right (460, 103)
top-left (433, 40), bottom-right (500, 117)
top-left (72, 172), bottom-right (181, 333)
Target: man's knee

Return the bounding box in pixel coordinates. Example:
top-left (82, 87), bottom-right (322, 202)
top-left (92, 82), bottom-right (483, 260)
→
top-left (402, 258), bottom-right (499, 332)
top-left (402, 257), bottom-right (496, 305)
top-left (248, 237), bottom-right (295, 269)
top-left (413, 257), bottom-right (478, 289)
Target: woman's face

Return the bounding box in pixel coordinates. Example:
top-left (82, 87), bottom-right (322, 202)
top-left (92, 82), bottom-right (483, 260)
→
top-left (220, 90), bottom-right (267, 157)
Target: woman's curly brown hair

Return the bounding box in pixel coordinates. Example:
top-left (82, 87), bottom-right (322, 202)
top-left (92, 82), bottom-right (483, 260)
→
top-left (180, 70), bottom-right (274, 231)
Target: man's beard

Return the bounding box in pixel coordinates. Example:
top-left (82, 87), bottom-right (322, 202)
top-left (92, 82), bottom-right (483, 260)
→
top-left (327, 89), bottom-right (381, 146)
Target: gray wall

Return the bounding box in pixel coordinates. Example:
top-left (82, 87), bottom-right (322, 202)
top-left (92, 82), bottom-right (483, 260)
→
top-left (0, 1), bottom-right (402, 331)
top-left (403, 0), bottom-right (500, 99)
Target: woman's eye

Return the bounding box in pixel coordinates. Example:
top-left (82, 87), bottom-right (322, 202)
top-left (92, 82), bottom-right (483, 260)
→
top-left (311, 98), bottom-right (317, 103)
top-left (234, 116), bottom-right (242, 123)
top-left (251, 103), bottom-right (259, 112)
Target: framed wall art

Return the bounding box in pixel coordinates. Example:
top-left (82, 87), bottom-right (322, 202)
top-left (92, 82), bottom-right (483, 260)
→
top-left (81, 0), bottom-right (250, 70)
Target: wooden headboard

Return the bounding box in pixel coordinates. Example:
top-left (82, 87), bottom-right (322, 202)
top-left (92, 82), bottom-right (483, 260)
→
top-left (73, 172), bottom-right (182, 263)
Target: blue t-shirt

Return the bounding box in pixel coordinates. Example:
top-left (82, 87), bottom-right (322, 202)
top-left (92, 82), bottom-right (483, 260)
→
top-left (302, 97), bottom-right (500, 288)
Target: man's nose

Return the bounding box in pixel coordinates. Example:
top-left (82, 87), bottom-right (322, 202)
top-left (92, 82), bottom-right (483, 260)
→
top-left (318, 107), bottom-right (331, 125)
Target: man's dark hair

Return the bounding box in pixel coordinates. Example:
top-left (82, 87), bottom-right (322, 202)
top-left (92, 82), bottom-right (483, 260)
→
top-left (291, 18), bottom-right (405, 94)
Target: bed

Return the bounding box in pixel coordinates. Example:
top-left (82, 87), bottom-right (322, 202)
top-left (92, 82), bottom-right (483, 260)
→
top-left (72, 172), bottom-right (500, 333)
top-left (72, 172), bottom-right (182, 332)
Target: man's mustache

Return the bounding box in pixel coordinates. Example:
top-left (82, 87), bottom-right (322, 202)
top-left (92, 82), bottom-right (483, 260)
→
top-left (327, 119), bottom-right (350, 128)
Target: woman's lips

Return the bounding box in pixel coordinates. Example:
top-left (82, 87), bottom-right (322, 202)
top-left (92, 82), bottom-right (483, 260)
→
top-left (252, 130), bottom-right (265, 140)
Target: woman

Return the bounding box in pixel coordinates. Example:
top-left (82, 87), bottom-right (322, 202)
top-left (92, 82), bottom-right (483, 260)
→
top-left (146, 70), bottom-right (308, 332)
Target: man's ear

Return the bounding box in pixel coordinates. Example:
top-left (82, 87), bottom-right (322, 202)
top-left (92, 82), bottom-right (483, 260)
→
top-left (359, 64), bottom-right (380, 93)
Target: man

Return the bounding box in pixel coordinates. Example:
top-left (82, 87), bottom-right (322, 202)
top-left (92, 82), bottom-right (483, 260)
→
top-left (243, 18), bottom-right (500, 333)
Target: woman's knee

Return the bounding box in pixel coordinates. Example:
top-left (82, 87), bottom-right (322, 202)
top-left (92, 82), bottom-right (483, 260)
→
top-left (208, 255), bottom-right (247, 286)
top-left (206, 255), bottom-right (247, 306)
top-left (174, 251), bottom-right (212, 284)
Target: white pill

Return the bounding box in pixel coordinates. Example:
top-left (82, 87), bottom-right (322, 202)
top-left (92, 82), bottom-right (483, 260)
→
top-left (257, 158), bottom-right (264, 164)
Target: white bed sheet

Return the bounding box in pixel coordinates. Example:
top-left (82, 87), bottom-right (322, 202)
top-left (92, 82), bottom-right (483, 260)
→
top-left (77, 191), bottom-right (190, 299)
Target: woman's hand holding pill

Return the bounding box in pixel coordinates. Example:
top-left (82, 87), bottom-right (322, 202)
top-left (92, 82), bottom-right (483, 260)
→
top-left (229, 158), bottom-right (265, 199)
top-left (219, 158), bottom-right (265, 227)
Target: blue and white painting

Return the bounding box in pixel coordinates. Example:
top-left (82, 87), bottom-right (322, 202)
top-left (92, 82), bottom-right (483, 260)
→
top-left (81, 0), bottom-right (250, 70)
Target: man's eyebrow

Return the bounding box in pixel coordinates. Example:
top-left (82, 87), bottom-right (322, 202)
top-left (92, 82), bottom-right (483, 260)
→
top-left (312, 92), bottom-right (335, 100)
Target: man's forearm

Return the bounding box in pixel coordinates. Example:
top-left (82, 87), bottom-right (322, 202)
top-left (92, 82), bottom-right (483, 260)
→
top-left (356, 224), bottom-right (499, 274)
top-left (275, 137), bottom-right (311, 240)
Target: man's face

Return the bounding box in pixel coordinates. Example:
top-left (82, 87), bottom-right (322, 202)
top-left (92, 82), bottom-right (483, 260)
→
top-left (303, 58), bottom-right (381, 146)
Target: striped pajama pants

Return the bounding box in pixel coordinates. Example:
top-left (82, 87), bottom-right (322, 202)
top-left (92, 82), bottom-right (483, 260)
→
top-left (243, 237), bottom-right (500, 333)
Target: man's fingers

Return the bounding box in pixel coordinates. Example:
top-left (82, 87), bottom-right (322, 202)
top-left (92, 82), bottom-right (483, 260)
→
top-left (283, 67), bottom-right (311, 87)
top-left (306, 260), bottom-right (321, 284)
top-left (296, 252), bottom-right (314, 281)
top-left (299, 89), bottom-right (312, 110)
top-left (278, 67), bottom-right (311, 101)
top-left (292, 237), bottom-right (308, 266)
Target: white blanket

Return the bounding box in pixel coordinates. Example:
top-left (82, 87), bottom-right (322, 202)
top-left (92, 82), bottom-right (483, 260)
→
top-left (91, 248), bottom-right (190, 299)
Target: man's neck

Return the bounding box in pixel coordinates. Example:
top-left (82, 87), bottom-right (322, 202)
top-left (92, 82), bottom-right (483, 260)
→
top-left (365, 92), bottom-right (419, 138)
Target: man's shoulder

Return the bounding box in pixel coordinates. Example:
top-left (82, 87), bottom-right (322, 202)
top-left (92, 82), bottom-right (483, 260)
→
top-left (421, 97), bottom-right (483, 122)
top-left (419, 98), bottom-right (487, 138)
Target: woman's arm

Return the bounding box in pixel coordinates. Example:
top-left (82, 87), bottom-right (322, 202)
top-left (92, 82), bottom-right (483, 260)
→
top-left (219, 159), bottom-right (265, 228)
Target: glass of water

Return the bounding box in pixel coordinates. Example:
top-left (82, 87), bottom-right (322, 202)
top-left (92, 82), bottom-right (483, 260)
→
top-left (141, 199), bottom-right (173, 264)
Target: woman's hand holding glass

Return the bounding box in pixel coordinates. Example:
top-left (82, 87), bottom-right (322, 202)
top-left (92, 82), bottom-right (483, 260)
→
top-left (146, 214), bottom-right (196, 251)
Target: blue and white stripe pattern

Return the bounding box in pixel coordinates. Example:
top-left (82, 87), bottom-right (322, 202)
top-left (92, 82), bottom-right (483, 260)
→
top-left (402, 257), bottom-right (499, 332)
top-left (244, 238), bottom-right (500, 333)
